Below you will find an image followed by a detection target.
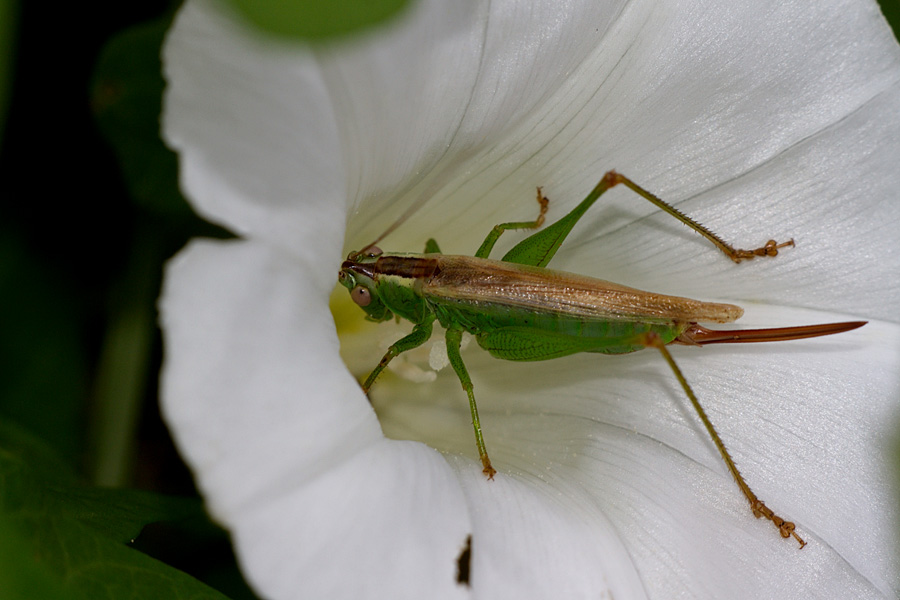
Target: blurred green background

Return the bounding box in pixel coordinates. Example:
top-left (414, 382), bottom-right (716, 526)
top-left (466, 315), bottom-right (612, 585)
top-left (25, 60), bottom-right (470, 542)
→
top-left (0, 0), bottom-right (896, 598)
top-left (0, 0), bottom-right (409, 598)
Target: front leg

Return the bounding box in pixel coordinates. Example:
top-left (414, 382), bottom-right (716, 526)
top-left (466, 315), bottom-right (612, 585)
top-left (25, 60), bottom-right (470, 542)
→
top-left (363, 318), bottom-right (435, 393)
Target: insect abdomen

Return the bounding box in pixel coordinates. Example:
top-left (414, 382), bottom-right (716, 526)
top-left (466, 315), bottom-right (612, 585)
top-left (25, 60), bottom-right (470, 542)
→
top-left (430, 298), bottom-right (683, 359)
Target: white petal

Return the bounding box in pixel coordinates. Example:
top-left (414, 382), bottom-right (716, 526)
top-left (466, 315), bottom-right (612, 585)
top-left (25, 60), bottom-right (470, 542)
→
top-left (335, 0), bottom-right (900, 325)
top-left (355, 303), bottom-right (899, 597)
top-left (447, 462), bottom-right (644, 597)
top-left (162, 0), bottom-right (347, 258)
top-left (161, 0), bottom-right (900, 598)
top-left (480, 309), bottom-right (900, 597)
top-left (160, 239), bottom-right (476, 598)
top-left (551, 86), bottom-right (900, 322)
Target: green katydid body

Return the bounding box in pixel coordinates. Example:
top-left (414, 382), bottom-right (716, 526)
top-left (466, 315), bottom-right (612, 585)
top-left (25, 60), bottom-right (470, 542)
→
top-left (338, 171), bottom-right (865, 548)
top-left (342, 251), bottom-right (742, 359)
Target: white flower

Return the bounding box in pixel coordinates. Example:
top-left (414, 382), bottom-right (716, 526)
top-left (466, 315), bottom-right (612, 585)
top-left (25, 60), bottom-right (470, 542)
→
top-left (160, 0), bottom-right (900, 598)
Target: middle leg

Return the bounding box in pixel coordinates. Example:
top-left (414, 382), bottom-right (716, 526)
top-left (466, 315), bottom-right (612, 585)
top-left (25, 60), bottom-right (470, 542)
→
top-left (445, 328), bottom-right (497, 478)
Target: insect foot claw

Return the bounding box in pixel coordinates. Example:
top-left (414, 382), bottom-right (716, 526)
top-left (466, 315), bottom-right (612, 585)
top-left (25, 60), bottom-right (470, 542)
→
top-left (482, 463), bottom-right (497, 480)
top-left (534, 187), bottom-right (549, 226)
top-left (760, 238), bottom-right (795, 257)
top-left (750, 499), bottom-right (807, 548)
top-left (732, 239), bottom-right (796, 262)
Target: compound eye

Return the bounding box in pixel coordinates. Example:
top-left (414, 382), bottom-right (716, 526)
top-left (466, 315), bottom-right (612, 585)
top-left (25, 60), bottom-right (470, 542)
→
top-left (362, 245), bottom-right (382, 257)
top-left (350, 285), bottom-right (372, 307)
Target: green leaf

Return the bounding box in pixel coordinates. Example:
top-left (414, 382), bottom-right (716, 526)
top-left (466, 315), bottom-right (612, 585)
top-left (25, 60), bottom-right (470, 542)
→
top-left (91, 17), bottom-right (192, 219)
top-left (0, 515), bottom-right (74, 600)
top-left (0, 421), bottom-right (231, 600)
top-left (0, 234), bottom-right (87, 462)
top-left (877, 0), bottom-right (900, 42)
top-left (0, 0), bottom-right (16, 142)
top-left (45, 485), bottom-right (203, 544)
top-left (222, 0), bottom-right (413, 40)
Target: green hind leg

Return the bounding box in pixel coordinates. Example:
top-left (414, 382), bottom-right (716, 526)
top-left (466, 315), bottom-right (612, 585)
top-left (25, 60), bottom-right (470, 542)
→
top-left (639, 330), bottom-right (806, 548)
top-left (500, 171), bottom-right (794, 268)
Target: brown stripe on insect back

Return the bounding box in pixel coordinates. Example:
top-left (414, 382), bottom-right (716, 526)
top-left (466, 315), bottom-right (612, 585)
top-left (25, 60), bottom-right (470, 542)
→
top-left (425, 254), bottom-right (744, 323)
top-left (374, 255), bottom-right (441, 280)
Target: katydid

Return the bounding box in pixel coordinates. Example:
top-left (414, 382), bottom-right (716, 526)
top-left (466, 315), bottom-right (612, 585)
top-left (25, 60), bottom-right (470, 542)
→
top-left (338, 170), bottom-right (865, 548)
